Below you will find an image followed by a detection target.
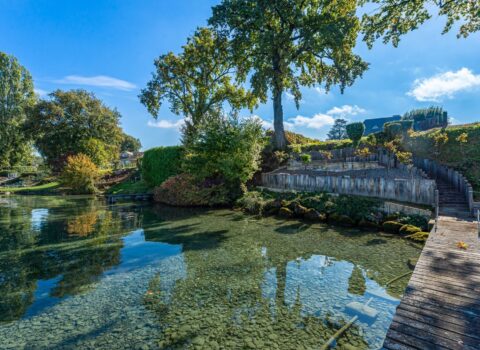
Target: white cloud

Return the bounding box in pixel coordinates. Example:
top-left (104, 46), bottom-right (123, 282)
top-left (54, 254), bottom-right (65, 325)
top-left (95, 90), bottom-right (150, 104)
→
top-left (34, 88), bottom-right (48, 97)
top-left (314, 87), bottom-right (325, 95)
top-left (56, 75), bottom-right (136, 91)
top-left (289, 113), bottom-right (335, 129)
top-left (408, 68), bottom-right (480, 102)
top-left (251, 115), bottom-right (293, 130)
top-left (147, 119), bottom-right (185, 129)
top-left (326, 104), bottom-right (366, 116)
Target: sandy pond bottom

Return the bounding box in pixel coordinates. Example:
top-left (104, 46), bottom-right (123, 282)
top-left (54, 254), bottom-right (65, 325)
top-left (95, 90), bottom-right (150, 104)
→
top-left (0, 196), bottom-right (421, 349)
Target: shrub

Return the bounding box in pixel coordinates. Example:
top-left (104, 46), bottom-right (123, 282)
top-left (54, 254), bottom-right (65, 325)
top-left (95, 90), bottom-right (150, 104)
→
top-left (399, 224), bottom-right (422, 235)
top-left (406, 231), bottom-right (429, 243)
top-left (382, 221), bottom-right (404, 234)
top-left (346, 122), bottom-right (365, 147)
top-left (141, 146), bottom-right (183, 187)
top-left (183, 115), bottom-right (264, 199)
top-left (384, 122), bottom-right (403, 139)
top-left (300, 153), bottom-right (312, 169)
top-left (236, 191), bottom-right (267, 215)
top-left (61, 154), bottom-right (100, 194)
top-left (153, 174), bottom-right (229, 206)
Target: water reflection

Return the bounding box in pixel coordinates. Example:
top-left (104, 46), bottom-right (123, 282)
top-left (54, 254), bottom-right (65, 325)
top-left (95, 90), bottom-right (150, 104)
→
top-left (0, 197), bottom-right (421, 349)
top-left (0, 197), bottom-right (138, 323)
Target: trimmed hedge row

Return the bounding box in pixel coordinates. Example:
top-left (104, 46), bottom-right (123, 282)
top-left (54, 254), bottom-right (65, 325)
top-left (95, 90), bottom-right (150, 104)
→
top-left (141, 146), bottom-right (183, 187)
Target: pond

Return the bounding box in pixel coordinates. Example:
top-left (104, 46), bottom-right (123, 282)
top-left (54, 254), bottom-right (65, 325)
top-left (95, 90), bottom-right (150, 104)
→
top-left (0, 196), bottom-right (421, 349)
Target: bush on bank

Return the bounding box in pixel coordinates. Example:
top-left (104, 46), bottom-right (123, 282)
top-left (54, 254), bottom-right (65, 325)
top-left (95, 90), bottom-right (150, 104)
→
top-left (141, 146), bottom-right (183, 188)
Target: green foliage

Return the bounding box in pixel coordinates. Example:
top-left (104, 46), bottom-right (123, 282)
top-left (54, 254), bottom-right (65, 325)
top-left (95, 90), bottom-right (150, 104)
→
top-left (346, 122), bottom-right (365, 147)
top-left (141, 146), bottom-right (183, 188)
top-left (183, 114), bottom-right (264, 198)
top-left (0, 52), bottom-right (36, 168)
top-left (120, 134), bottom-right (142, 153)
top-left (360, 0), bottom-right (480, 47)
top-left (406, 124), bottom-right (480, 193)
top-left (327, 119), bottom-right (348, 140)
top-left (28, 90), bottom-right (123, 170)
top-left (140, 27), bottom-right (256, 141)
top-left (60, 154), bottom-right (100, 194)
top-left (236, 191), bottom-right (268, 215)
top-left (382, 221), bottom-right (404, 234)
top-left (284, 131), bottom-right (319, 145)
top-left (399, 224), bottom-right (422, 236)
top-left (153, 174), bottom-right (229, 207)
top-left (210, 0), bottom-right (368, 149)
top-left (383, 122), bottom-right (402, 139)
top-left (80, 138), bottom-right (117, 168)
top-left (300, 154), bottom-right (312, 168)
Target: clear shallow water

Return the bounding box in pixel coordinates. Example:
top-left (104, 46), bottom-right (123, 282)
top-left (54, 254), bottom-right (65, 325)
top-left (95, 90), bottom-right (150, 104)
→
top-left (0, 196), bottom-right (421, 349)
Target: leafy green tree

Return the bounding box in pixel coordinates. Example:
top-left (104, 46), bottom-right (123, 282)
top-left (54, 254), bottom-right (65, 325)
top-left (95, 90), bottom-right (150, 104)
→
top-left (0, 52), bottom-right (36, 168)
top-left (120, 134), bottom-right (142, 153)
top-left (346, 122), bottom-right (365, 147)
top-left (361, 0), bottom-right (480, 47)
top-left (327, 118), bottom-right (348, 140)
top-left (209, 0), bottom-right (368, 149)
top-left (27, 90), bottom-right (123, 170)
top-left (60, 153), bottom-right (100, 194)
top-left (183, 114), bottom-right (265, 198)
top-left (140, 27), bottom-right (256, 143)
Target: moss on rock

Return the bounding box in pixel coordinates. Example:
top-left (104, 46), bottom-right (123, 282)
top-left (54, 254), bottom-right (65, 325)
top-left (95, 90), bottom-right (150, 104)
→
top-left (406, 231), bottom-right (429, 243)
top-left (399, 224), bottom-right (422, 236)
top-left (279, 207), bottom-right (294, 218)
top-left (304, 208), bottom-right (326, 221)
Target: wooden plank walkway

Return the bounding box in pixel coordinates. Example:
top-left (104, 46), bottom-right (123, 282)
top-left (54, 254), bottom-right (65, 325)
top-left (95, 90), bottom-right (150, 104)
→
top-left (383, 213), bottom-right (480, 350)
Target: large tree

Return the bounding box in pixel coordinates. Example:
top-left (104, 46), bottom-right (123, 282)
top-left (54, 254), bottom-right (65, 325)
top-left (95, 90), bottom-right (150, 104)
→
top-left (27, 90), bottom-right (124, 170)
top-left (209, 0), bottom-right (368, 149)
top-left (0, 52), bottom-right (36, 168)
top-left (361, 0), bottom-right (480, 47)
top-left (140, 27), bottom-right (256, 143)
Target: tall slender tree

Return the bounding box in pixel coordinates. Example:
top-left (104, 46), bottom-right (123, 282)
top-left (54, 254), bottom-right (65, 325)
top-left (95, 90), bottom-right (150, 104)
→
top-left (0, 52), bottom-right (36, 168)
top-left (209, 0), bottom-right (368, 149)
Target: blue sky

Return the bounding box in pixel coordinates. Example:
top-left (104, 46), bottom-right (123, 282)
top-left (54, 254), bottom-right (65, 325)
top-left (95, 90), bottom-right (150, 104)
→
top-left (1, 1), bottom-right (479, 149)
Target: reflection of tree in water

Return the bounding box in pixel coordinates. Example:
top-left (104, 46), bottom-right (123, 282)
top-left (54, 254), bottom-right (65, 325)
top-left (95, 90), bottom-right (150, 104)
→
top-left (348, 266), bottom-right (366, 296)
top-left (143, 207), bottom-right (369, 349)
top-left (0, 197), bottom-right (140, 323)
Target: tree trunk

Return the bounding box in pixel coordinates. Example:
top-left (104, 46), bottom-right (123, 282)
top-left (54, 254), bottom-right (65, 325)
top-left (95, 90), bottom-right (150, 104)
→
top-left (273, 54), bottom-right (286, 150)
top-left (273, 88), bottom-right (286, 150)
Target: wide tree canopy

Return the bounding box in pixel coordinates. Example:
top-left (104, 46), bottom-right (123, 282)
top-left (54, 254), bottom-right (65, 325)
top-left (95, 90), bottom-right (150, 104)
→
top-left (0, 52), bottom-right (36, 168)
top-left (120, 134), bottom-right (142, 153)
top-left (27, 90), bottom-right (124, 170)
top-left (361, 0), bottom-right (480, 47)
top-left (209, 0), bottom-right (368, 149)
top-left (140, 27), bottom-right (256, 143)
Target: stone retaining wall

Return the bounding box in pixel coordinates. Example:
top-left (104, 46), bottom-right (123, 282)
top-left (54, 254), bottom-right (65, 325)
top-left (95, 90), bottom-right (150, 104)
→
top-left (261, 172), bottom-right (437, 206)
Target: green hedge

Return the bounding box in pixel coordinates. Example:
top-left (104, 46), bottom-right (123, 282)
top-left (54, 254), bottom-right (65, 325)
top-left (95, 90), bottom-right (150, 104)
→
top-left (141, 146), bottom-right (183, 187)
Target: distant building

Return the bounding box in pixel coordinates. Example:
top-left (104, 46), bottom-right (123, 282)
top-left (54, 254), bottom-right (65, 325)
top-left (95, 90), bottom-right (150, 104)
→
top-left (363, 115), bottom-right (401, 135)
top-left (119, 151), bottom-right (143, 167)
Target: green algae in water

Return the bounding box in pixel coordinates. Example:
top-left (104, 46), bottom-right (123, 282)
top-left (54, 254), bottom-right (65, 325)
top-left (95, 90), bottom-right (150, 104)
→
top-left (0, 196), bottom-right (421, 349)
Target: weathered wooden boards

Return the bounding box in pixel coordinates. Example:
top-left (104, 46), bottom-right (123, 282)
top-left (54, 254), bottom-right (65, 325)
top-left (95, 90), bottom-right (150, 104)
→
top-left (383, 215), bottom-right (479, 350)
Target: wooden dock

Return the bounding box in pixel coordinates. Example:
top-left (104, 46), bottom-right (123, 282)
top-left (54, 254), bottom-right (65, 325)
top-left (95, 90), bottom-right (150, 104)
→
top-left (383, 181), bottom-right (480, 349)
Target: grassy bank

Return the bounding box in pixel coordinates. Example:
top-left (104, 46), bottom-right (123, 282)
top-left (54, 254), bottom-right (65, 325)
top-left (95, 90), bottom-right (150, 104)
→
top-left (0, 182), bottom-right (60, 194)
